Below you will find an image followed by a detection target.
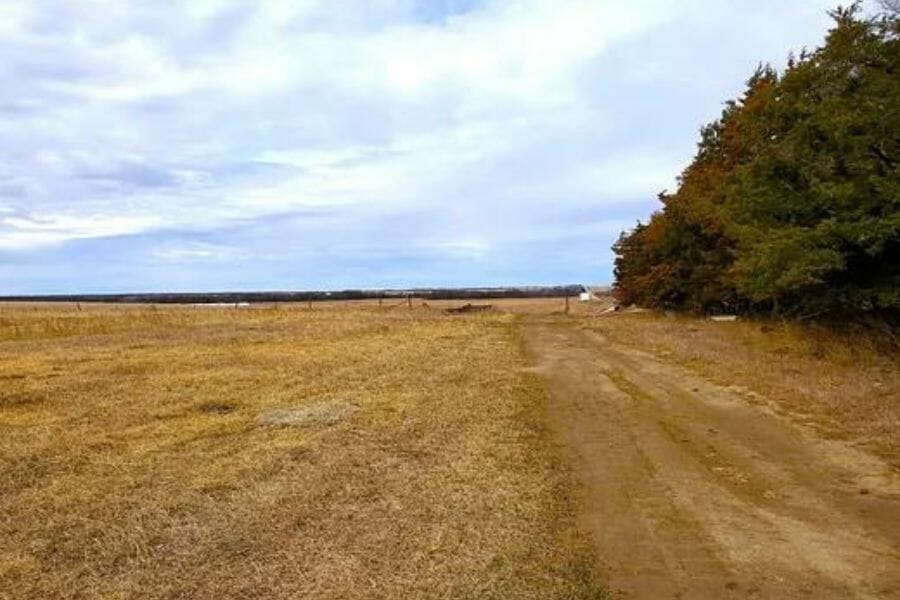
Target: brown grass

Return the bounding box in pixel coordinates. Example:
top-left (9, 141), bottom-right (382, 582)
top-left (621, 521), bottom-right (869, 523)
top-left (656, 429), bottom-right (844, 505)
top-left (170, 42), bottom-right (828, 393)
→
top-left (583, 310), bottom-right (900, 467)
top-left (0, 303), bottom-right (606, 599)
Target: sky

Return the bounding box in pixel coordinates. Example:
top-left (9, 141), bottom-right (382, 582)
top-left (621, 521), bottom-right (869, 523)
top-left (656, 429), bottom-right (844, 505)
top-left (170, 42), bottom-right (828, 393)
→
top-left (0, 0), bottom-right (856, 293)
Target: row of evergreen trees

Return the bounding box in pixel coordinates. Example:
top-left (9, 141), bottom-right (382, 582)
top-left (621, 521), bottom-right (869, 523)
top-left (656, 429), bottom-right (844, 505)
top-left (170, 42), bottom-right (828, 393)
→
top-left (612, 4), bottom-right (898, 320)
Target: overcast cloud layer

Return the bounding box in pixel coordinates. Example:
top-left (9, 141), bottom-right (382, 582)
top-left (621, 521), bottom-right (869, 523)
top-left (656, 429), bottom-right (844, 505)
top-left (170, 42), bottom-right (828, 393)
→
top-left (1, 0), bottom-right (846, 293)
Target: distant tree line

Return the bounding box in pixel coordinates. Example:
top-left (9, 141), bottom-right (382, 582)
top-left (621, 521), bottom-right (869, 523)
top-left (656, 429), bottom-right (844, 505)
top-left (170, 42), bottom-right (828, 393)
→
top-left (0, 285), bottom-right (586, 304)
top-left (612, 4), bottom-right (899, 320)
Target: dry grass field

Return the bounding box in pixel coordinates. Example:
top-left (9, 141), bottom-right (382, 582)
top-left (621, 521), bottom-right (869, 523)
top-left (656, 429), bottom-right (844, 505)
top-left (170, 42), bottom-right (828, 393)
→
top-left (2, 299), bottom-right (898, 599)
top-left (0, 302), bottom-right (605, 599)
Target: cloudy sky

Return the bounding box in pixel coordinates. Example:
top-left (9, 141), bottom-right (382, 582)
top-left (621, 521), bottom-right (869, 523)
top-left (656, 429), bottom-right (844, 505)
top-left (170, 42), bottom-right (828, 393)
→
top-left (1, 0), bottom-right (850, 293)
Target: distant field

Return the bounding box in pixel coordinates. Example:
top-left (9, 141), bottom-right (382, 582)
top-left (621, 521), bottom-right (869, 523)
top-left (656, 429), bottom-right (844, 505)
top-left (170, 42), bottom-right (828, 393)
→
top-left (0, 301), bottom-right (604, 599)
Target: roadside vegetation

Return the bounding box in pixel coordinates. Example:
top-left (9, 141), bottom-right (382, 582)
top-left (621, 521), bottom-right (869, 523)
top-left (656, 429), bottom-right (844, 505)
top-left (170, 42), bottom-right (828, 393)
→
top-left (612, 4), bottom-right (899, 321)
top-left (0, 303), bottom-right (605, 599)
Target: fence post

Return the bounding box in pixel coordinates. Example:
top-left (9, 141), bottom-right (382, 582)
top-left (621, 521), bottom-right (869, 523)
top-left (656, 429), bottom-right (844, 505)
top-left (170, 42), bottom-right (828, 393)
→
top-left (565, 295), bottom-right (570, 314)
top-left (407, 294), bottom-right (412, 310)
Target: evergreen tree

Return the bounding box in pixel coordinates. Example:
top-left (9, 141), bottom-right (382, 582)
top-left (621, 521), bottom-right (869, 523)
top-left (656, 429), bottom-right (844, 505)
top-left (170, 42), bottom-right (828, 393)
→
top-left (612, 4), bottom-right (899, 320)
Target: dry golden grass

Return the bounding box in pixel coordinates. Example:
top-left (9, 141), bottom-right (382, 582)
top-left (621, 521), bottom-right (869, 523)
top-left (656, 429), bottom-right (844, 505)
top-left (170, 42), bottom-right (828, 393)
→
top-left (582, 310), bottom-right (900, 467)
top-left (0, 303), bottom-right (606, 599)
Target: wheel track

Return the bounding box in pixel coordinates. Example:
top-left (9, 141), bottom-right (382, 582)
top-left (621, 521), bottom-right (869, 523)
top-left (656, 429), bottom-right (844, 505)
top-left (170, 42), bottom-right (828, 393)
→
top-left (521, 317), bottom-right (900, 599)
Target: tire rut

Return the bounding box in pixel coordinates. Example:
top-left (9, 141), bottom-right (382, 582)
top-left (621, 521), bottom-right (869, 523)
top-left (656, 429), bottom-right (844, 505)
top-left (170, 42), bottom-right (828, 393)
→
top-left (521, 317), bottom-right (900, 599)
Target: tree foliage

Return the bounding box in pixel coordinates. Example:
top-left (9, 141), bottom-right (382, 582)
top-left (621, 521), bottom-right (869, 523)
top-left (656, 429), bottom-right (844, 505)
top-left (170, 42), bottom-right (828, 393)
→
top-left (612, 4), bottom-right (899, 319)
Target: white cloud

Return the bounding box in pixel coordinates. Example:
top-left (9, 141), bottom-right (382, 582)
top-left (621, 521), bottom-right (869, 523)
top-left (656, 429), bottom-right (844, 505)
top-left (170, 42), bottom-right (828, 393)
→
top-left (577, 149), bottom-right (685, 199)
top-left (0, 0), bottom-right (842, 290)
top-left (151, 241), bottom-right (249, 262)
top-left (429, 239), bottom-right (490, 259)
top-left (4, 3), bottom-right (640, 247)
top-left (0, 214), bottom-right (161, 250)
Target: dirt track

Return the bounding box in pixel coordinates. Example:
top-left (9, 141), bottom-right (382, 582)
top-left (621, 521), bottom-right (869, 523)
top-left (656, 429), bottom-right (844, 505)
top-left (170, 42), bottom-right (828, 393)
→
top-left (522, 317), bottom-right (900, 599)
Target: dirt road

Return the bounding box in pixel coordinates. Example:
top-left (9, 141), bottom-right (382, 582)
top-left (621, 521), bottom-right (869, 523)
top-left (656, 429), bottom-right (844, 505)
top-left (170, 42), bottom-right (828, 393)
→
top-left (522, 317), bottom-right (900, 599)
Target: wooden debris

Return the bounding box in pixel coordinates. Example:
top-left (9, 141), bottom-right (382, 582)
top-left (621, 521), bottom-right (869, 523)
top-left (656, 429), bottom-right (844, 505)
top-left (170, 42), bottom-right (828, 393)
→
top-left (444, 303), bottom-right (493, 315)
